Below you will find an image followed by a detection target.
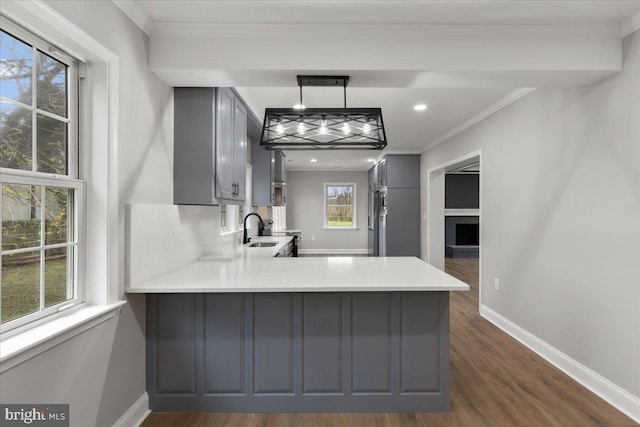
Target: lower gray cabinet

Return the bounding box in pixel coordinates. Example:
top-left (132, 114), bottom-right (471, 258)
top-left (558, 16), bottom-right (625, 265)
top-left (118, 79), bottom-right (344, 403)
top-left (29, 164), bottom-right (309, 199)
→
top-left (147, 292), bottom-right (450, 412)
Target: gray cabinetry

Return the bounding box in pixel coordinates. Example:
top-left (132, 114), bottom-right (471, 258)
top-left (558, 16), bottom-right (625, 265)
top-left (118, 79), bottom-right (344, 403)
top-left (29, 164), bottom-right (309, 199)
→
top-left (386, 154), bottom-right (420, 188)
top-left (368, 164), bottom-right (379, 190)
top-left (251, 140), bottom-right (286, 206)
top-left (370, 155), bottom-right (421, 257)
top-left (147, 291), bottom-right (450, 412)
top-left (174, 87), bottom-right (246, 205)
top-left (377, 158), bottom-right (387, 188)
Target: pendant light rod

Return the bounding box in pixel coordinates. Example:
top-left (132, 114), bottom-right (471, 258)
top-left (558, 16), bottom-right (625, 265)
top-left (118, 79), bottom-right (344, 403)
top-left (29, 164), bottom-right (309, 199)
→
top-left (297, 75), bottom-right (350, 108)
top-left (344, 81), bottom-right (347, 108)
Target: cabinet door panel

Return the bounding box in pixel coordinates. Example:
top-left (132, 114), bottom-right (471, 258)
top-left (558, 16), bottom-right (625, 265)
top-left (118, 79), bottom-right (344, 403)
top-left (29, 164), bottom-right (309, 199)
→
top-left (233, 99), bottom-right (247, 200)
top-left (253, 294), bottom-right (294, 394)
top-left (155, 295), bottom-right (197, 394)
top-left (400, 293), bottom-right (440, 392)
top-left (351, 293), bottom-right (391, 393)
top-left (204, 294), bottom-right (245, 394)
top-left (302, 294), bottom-right (343, 394)
top-left (216, 88), bottom-right (235, 200)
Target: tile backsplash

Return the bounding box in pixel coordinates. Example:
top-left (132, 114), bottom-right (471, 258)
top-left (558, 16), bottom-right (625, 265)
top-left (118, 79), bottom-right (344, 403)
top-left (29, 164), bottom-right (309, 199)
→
top-left (126, 204), bottom-right (240, 286)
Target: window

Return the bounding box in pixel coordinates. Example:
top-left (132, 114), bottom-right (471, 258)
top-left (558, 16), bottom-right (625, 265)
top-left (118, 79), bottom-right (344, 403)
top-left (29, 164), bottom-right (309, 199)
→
top-left (1, 20), bottom-right (82, 332)
top-left (324, 183), bottom-right (356, 228)
top-left (220, 204), bottom-right (244, 234)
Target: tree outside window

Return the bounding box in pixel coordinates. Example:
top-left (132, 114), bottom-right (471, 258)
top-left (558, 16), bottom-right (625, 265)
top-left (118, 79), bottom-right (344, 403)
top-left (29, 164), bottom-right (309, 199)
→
top-left (1, 23), bottom-right (81, 330)
top-left (325, 183), bottom-right (356, 228)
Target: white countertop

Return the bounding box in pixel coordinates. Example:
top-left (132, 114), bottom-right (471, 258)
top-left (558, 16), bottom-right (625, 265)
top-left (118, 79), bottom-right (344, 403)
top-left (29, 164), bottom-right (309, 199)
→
top-left (126, 236), bottom-right (470, 293)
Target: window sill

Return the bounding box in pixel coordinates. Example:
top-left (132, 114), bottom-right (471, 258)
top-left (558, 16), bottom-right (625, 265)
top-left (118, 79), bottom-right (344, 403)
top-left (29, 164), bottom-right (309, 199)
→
top-left (220, 229), bottom-right (242, 237)
top-left (323, 226), bottom-right (359, 230)
top-left (0, 301), bottom-right (126, 373)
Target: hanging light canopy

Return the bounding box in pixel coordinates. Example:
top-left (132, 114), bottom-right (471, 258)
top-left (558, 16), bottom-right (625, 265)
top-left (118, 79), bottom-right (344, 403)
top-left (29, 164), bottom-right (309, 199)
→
top-left (260, 75), bottom-right (387, 150)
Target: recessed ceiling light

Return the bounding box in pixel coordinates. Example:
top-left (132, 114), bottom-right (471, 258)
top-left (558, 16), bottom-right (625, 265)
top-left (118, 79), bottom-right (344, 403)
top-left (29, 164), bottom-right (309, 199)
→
top-left (414, 104), bottom-right (428, 111)
top-left (310, 158), bottom-right (318, 163)
top-left (367, 159), bottom-right (375, 163)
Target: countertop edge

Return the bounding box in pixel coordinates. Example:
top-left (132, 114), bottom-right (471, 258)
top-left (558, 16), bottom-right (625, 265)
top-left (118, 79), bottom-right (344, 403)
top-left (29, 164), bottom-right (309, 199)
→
top-left (126, 286), bottom-right (469, 293)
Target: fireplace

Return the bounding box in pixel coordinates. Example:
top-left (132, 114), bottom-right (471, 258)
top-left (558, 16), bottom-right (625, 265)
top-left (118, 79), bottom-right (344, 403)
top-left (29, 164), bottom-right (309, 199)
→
top-left (445, 216), bottom-right (479, 258)
top-left (456, 224), bottom-right (479, 246)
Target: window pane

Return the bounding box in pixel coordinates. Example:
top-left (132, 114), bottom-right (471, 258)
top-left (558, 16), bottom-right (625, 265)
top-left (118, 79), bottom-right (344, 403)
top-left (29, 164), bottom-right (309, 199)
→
top-left (1, 251), bottom-right (40, 323)
top-left (327, 206), bottom-right (353, 227)
top-left (0, 30), bottom-right (33, 105)
top-left (2, 184), bottom-right (41, 250)
top-left (1, 100), bottom-right (33, 171)
top-left (326, 185), bottom-right (354, 227)
top-left (36, 50), bottom-right (67, 117)
top-left (327, 185), bottom-right (353, 204)
top-left (44, 247), bottom-right (71, 308)
top-left (36, 114), bottom-right (66, 174)
top-left (45, 187), bottom-right (69, 245)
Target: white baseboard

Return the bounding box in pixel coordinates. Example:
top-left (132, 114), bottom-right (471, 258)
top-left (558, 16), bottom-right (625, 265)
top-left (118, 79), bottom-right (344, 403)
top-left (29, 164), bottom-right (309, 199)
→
top-left (480, 305), bottom-right (640, 424)
top-left (112, 392), bottom-right (150, 427)
top-left (298, 248), bottom-right (369, 255)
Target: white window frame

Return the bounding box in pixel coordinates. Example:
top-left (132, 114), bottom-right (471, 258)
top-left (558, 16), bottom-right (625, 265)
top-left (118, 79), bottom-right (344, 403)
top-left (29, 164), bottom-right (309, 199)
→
top-left (323, 182), bottom-right (357, 229)
top-left (1, 18), bottom-right (85, 333)
top-left (0, 0), bottom-right (124, 369)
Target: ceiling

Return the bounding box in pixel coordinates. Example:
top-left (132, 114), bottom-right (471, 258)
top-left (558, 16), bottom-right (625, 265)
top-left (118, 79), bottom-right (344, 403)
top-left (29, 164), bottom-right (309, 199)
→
top-left (115, 0), bottom-right (640, 170)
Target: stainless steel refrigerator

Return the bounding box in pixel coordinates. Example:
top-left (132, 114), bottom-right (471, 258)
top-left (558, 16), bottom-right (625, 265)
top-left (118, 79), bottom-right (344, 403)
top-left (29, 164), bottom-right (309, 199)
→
top-left (373, 189), bottom-right (387, 256)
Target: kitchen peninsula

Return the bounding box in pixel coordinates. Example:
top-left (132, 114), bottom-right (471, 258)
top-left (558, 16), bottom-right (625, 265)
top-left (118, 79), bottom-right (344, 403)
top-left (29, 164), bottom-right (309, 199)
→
top-left (127, 237), bottom-right (469, 413)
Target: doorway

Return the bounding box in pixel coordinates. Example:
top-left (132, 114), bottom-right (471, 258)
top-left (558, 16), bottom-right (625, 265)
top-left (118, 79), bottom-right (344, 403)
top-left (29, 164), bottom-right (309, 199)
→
top-left (427, 151), bottom-right (481, 309)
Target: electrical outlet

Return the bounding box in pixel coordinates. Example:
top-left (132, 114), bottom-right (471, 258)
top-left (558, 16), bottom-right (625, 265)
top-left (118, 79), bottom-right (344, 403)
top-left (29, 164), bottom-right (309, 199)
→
top-left (494, 278), bottom-right (500, 291)
top-left (311, 235), bottom-right (316, 241)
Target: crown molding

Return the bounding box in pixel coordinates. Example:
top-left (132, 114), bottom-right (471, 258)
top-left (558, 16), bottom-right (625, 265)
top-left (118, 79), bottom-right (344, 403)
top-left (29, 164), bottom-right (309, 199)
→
top-left (423, 88), bottom-right (536, 152)
top-left (150, 22), bottom-right (621, 40)
top-left (287, 167), bottom-right (368, 172)
top-left (112, 0), bottom-right (152, 36)
top-left (621, 10), bottom-right (640, 38)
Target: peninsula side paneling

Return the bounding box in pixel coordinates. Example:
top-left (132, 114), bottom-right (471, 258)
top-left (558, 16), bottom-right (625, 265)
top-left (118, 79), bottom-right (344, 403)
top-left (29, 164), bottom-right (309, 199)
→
top-left (146, 292), bottom-right (450, 412)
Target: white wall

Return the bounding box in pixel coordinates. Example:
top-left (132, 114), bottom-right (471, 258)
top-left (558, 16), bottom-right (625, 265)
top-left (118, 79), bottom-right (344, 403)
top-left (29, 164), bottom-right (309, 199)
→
top-left (421, 31), bottom-right (640, 401)
top-left (287, 171), bottom-right (368, 253)
top-left (0, 2), bottom-right (175, 426)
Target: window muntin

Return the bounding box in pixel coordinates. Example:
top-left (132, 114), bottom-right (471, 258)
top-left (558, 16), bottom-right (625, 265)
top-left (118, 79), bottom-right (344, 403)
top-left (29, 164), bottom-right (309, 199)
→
top-left (1, 20), bottom-right (82, 332)
top-left (324, 183), bottom-right (356, 228)
top-left (1, 28), bottom-right (72, 176)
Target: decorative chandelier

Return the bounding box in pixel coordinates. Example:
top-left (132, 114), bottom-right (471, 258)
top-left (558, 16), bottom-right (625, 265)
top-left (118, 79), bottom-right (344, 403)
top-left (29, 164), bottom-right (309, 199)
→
top-left (260, 75), bottom-right (387, 150)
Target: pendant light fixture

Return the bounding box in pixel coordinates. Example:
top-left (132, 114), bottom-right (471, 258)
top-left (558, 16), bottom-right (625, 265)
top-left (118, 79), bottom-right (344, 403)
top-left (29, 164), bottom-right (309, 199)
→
top-left (260, 75), bottom-right (387, 150)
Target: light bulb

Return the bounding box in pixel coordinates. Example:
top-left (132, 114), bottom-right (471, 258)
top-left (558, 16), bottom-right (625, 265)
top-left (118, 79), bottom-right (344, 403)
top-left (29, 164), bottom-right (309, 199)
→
top-left (297, 122), bottom-right (306, 134)
top-left (342, 123), bottom-right (351, 135)
top-left (362, 122), bottom-right (371, 134)
top-left (293, 103), bottom-right (306, 110)
top-left (275, 122), bottom-right (284, 134)
top-left (319, 119), bottom-right (328, 135)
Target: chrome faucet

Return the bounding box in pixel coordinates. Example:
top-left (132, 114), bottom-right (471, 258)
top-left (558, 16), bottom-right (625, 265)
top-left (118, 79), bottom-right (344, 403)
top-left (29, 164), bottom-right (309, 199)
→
top-left (243, 212), bottom-right (265, 244)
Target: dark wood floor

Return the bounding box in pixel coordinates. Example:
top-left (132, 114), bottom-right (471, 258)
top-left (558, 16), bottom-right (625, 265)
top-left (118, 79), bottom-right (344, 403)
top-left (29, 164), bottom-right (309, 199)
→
top-left (141, 257), bottom-right (636, 427)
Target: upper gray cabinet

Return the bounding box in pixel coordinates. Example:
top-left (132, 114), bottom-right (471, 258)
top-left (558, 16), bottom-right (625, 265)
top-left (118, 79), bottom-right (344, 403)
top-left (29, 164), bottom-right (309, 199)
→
top-left (377, 158), bottom-right (387, 188)
top-left (368, 165), bottom-right (378, 191)
top-left (369, 155), bottom-right (420, 190)
top-left (251, 139), bottom-right (286, 206)
top-left (174, 87), bottom-right (247, 205)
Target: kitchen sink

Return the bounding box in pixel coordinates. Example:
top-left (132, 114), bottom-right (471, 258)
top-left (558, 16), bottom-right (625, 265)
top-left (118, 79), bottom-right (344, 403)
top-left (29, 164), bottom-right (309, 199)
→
top-left (248, 242), bottom-right (278, 247)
